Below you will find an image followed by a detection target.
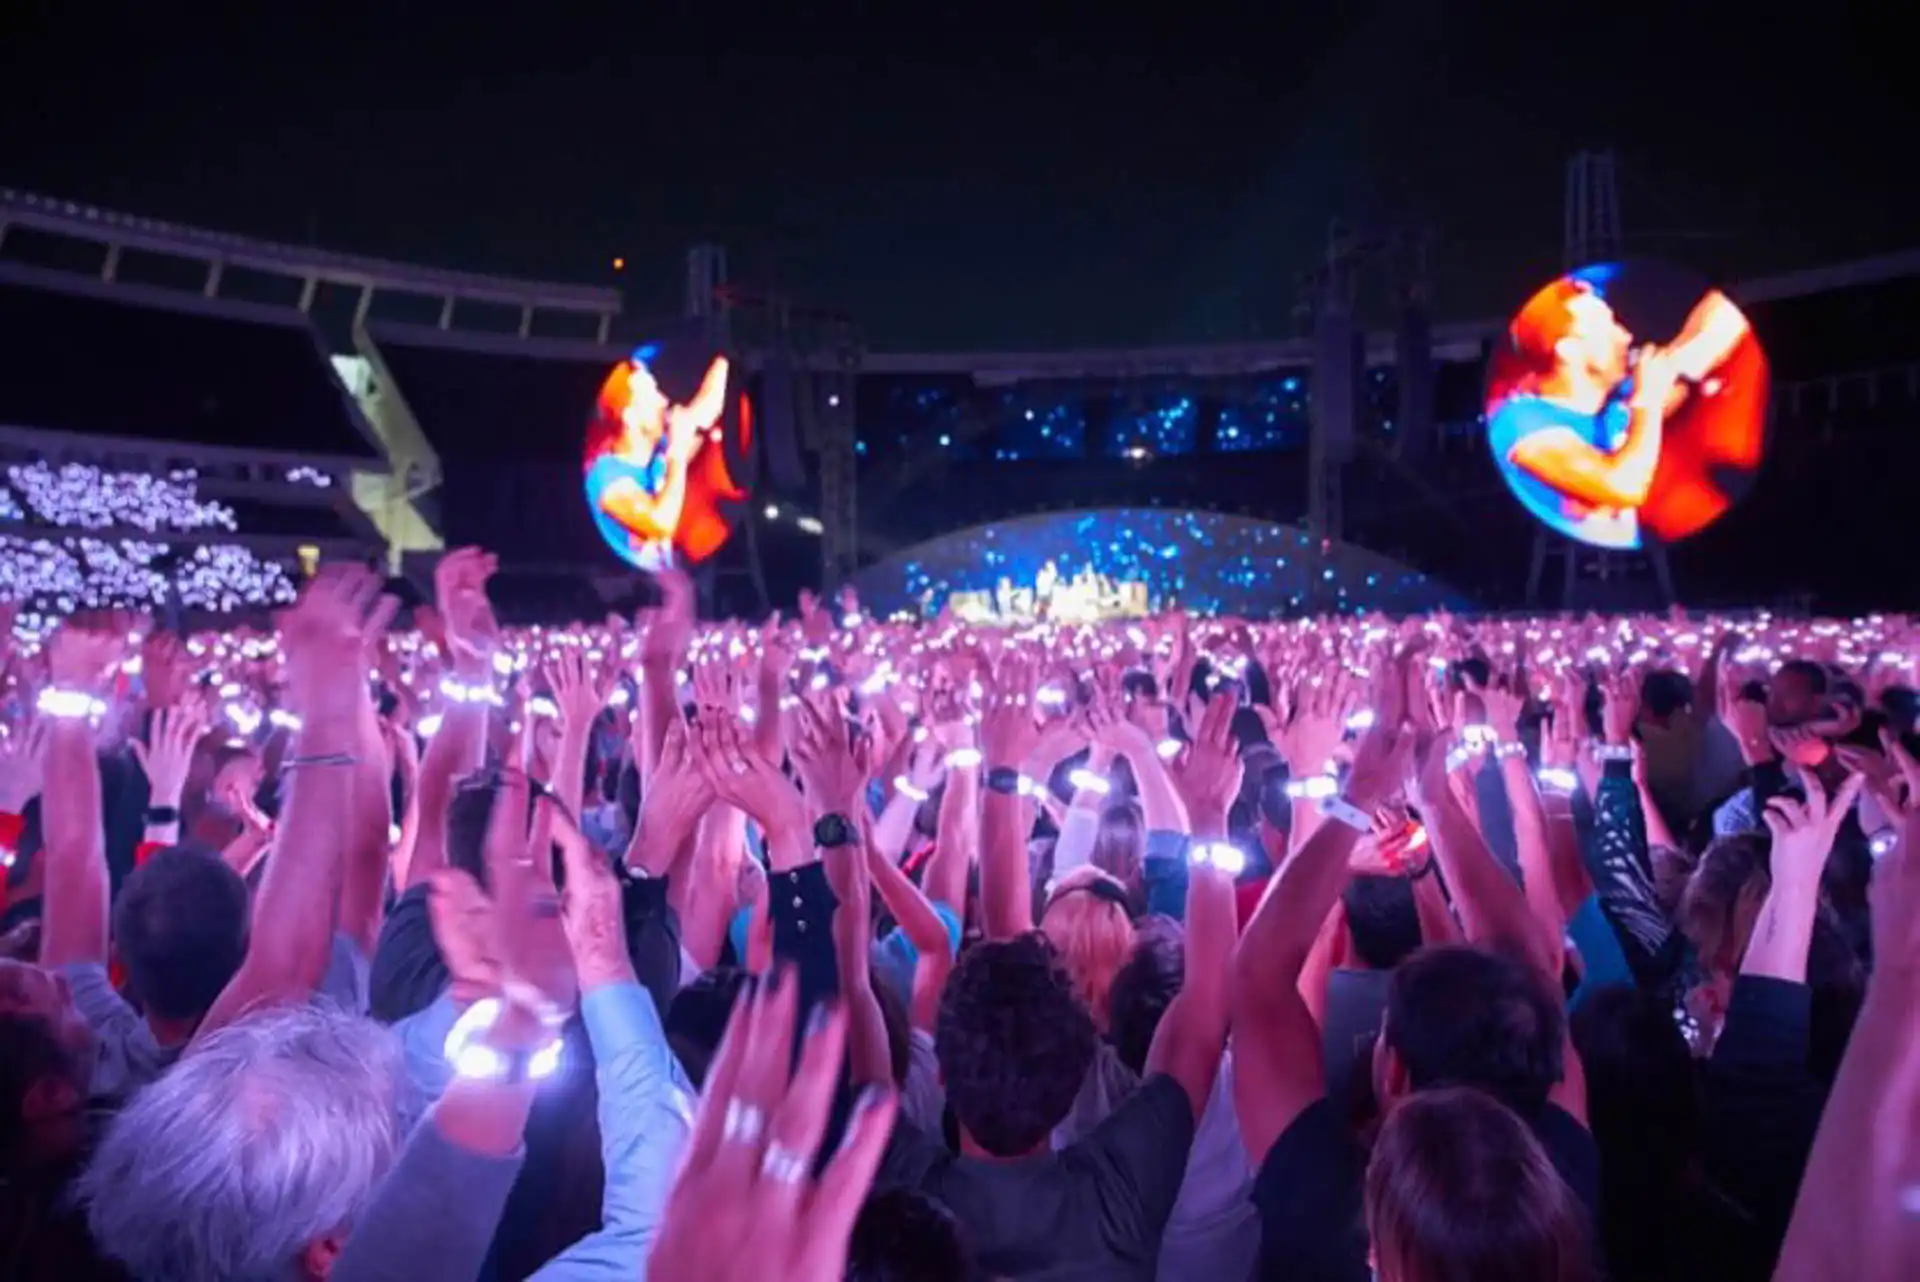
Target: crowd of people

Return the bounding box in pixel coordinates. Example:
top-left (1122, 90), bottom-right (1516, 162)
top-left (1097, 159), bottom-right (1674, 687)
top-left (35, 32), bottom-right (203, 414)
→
top-left (0, 548), bottom-right (1914, 1281)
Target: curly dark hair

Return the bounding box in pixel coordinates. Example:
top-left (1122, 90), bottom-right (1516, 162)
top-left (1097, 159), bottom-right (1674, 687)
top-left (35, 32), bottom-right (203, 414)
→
top-left (935, 932), bottom-right (1097, 1156)
top-left (847, 1189), bottom-right (972, 1282)
top-left (1384, 944), bottom-right (1565, 1119)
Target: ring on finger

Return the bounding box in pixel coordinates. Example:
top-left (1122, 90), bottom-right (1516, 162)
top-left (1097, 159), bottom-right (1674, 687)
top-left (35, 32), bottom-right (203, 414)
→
top-left (722, 1097), bottom-right (767, 1147)
top-left (759, 1142), bottom-right (810, 1186)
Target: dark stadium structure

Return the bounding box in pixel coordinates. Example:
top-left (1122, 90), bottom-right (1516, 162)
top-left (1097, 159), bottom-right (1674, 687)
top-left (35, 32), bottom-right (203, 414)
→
top-left (2, 182), bottom-right (1918, 621)
top-left (0, 264), bottom-right (387, 629)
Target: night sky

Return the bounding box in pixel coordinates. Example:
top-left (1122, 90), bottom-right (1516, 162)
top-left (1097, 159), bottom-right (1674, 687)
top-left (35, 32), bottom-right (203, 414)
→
top-left (3, 2), bottom-right (1910, 350)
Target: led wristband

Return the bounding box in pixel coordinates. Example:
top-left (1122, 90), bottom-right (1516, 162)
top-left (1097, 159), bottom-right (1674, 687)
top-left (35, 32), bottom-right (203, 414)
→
top-left (443, 997), bottom-right (565, 1084)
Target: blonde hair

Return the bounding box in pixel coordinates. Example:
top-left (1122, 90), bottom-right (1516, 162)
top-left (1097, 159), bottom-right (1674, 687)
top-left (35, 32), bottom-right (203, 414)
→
top-left (1089, 801), bottom-right (1146, 905)
top-left (1040, 867), bottom-right (1135, 1032)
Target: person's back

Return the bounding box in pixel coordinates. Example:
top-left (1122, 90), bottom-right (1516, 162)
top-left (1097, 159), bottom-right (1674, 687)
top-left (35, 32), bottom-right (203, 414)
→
top-left (877, 934), bottom-right (1195, 1281)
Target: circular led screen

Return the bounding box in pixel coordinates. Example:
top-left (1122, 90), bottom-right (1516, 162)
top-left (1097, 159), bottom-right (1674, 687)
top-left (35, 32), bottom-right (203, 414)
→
top-left (583, 343), bottom-right (754, 570)
top-left (1484, 260), bottom-right (1768, 551)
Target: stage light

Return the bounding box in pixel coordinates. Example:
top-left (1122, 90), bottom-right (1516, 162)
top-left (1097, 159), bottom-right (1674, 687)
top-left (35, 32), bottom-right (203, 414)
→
top-left (612, 257), bottom-right (626, 271)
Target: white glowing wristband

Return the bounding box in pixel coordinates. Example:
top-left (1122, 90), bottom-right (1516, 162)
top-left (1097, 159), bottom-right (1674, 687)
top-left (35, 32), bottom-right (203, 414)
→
top-left (1491, 741), bottom-right (1527, 762)
top-left (1284, 775), bottom-right (1338, 801)
top-left (1155, 738), bottom-right (1184, 761)
top-left (1536, 767), bottom-right (1579, 794)
top-left (1190, 841), bottom-right (1247, 876)
top-left (440, 676), bottom-right (505, 707)
top-left (443, 997), bottom-right (565, 1083)
top-left (1592, 744), bottom-right (1634, 763)
top-left (945, 747), bottom-right (983, 770)
top-left (1319, 796), bottom-right (1373, 833)
top-left (1068, 768), bottom-right (1112, 796)
top-left (893, 776), bottom-right (931, 803)
top-left (36, 687), bottom-right (106, 722)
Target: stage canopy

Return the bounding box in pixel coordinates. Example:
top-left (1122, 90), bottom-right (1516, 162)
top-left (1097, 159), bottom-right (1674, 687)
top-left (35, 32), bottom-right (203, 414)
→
top-left (852, 508), bottom-right (1469, 621)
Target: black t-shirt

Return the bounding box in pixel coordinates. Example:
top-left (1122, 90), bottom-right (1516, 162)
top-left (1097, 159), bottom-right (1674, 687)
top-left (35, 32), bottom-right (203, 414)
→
top-left (1251, 1096), bottom-right (1600, 1282)
top-left (878, 1072), bottom-right (1196, 1281)
top-left (367, 883), bottom-right (446, 1025)
top-left (366, 866), bottom-right (684, 1025)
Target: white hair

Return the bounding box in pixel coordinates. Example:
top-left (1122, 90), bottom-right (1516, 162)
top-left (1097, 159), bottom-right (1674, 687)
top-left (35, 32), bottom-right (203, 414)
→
top-left (79, 1004), bottom-right (410, 1282)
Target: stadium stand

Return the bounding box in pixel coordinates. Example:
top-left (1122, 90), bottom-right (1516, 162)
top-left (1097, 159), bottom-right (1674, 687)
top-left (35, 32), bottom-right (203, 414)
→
top-left (0, 270), bottom-right (387, 626)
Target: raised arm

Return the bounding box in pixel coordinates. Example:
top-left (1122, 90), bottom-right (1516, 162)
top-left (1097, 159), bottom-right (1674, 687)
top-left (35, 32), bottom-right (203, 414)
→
top-left (1506, 349), bottom-right (1679, 510)
top-left (1478, 678), bottom-right (1571, 965)
top-left (405, 550), bottom-right (500, 890)
top-left (1148, 693), bottom-right (1240, 1115)
top-left (529, 803), bottom-right (693, 1280)
top-left (633, 568), bottom-right (695, 784)
top-left (1776, 763), bottom-right (1920, 1282)
top-left (36, 621), bottom-right (125, 968)
top-left (198, 566), bottom-right (398, 1037)
top-left (978, 656), bottom-right (1042, 940)
top-left (1234, 701), bottom-right (1410, 1160)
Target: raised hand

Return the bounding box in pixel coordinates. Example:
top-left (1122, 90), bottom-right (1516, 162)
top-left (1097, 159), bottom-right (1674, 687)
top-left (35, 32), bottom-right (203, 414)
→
top-left (694, 710), bottom-right (808, 840)
top-left (1277, 670), bottom-right (1355, 777)
top-left (0, 721), bottom-right (48, 814)
top-left (978, 655), bottom-right (1041, 769)
top-left (479, 767), bottom-right (576, 1022)
top-left (1344, 666), bottom-right (1415, 811)
top-left (1597, 671), bottom-right (1638, 746)
top-left (544, 648), bottom-right (611, 733)
top-left (691, 657), bottom-right (744, 720)
top-left (426, 866), bottom-right (507, 1004)
top-left (433, 548), bottom-right (500, 666)
top-left (647, 977), bottom-right (896, 1282)
top-left (132, 704), bottom-right (208, 809)
top-left (638, 714), bottom-right (717, 850)
top-left (1171, 690), bottom-right (1243, 833)
top-left (279, 564), bottom-right (397, 718)
top-left (1469, 671), bottom-right (1526, 742)
top-left (790, 692), bottom-right (871, 818)
top-left (639, 566), bottom-right (696, 667)
top-left (1763, 771), bottom-right (1864, 894)
top-left (545, 796), bottom-right (633, 991)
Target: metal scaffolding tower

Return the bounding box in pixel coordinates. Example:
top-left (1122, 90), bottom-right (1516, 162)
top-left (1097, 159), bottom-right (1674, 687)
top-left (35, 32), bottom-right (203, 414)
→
top-left (815, 332), bottom-right (861, 586)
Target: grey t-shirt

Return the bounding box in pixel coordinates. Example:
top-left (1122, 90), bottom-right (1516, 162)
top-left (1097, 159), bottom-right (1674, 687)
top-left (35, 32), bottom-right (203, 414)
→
top-left (64, 934), bottom-right (370, 1101)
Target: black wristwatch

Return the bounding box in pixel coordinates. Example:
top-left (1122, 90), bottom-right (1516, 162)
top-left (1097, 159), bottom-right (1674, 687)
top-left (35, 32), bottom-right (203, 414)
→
top-left (143, 805), bottom-right (181, 826)
top-left (985, 766), bottom-right (1025, 796)
top-left (813, 812), bottom-right (858, 850)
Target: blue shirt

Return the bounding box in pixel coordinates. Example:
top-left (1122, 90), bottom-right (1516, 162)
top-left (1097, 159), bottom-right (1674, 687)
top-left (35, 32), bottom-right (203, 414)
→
top-left (531, 981), bottom-right (692, 1280)
top-left (585, 452), bottom-right (671, 567)
top-left (1487, 388), bottom-right (1640, 550)
top-left (390, 982), bottom-right (692, 1281)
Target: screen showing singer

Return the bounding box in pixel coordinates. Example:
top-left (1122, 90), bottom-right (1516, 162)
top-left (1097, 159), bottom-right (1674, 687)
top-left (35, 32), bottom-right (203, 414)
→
top-left (583, 343), bottom-right (752, 570)
top-left (1485, 261), bottom-right (1768, 550)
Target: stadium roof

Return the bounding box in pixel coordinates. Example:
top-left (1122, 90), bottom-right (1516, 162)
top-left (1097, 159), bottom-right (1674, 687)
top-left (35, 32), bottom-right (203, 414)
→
top-left (0, 268), bottom-right (380, 461)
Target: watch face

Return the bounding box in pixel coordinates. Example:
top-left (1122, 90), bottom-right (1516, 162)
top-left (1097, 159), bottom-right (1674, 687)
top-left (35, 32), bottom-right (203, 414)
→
top-left (814, 813), bottom-right (856, 848)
